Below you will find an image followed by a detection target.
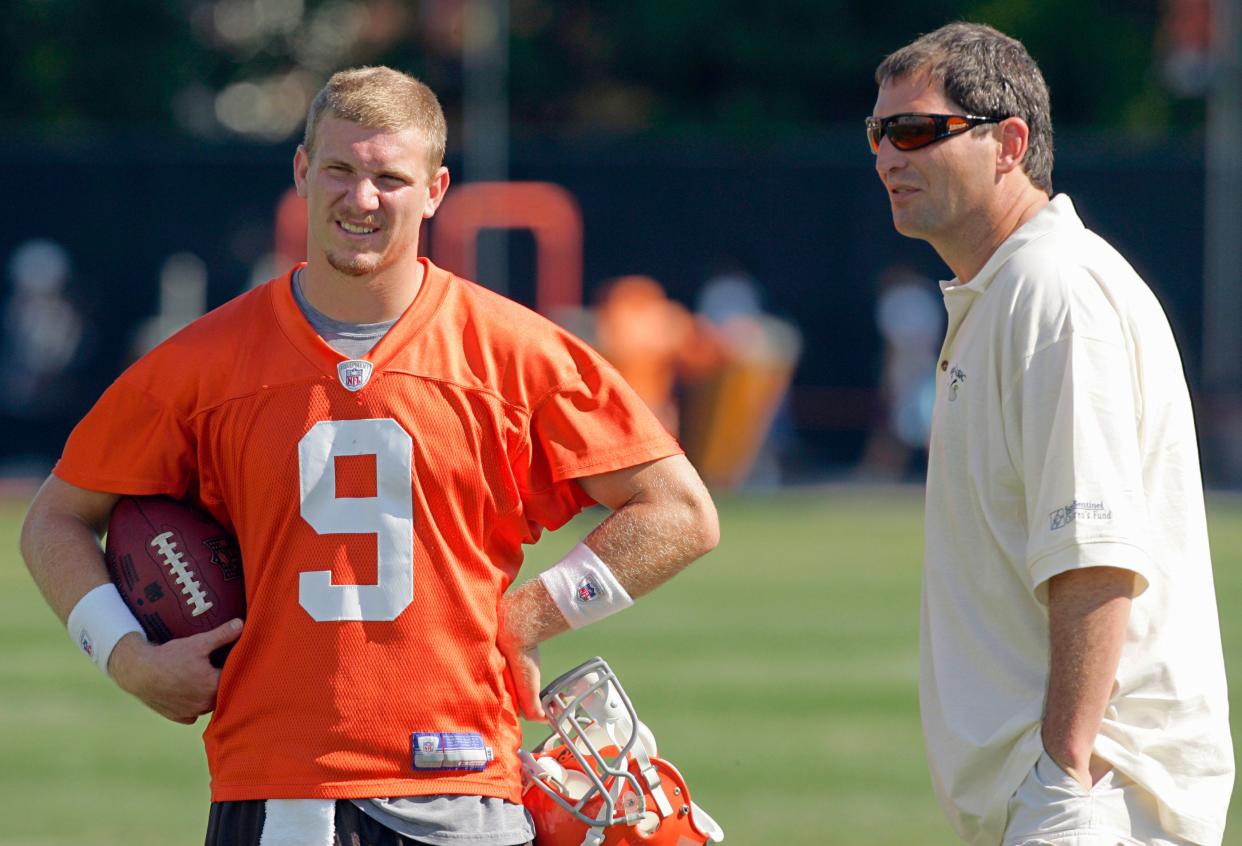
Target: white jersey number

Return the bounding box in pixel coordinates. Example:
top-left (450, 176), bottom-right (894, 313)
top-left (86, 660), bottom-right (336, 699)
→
top-left (297, 418), bottom-right (414, 622)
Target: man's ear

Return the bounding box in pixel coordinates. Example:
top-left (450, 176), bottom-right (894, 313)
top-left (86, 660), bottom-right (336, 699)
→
top-left (294, 145), bottom-right (311, 199)
top-left (423, 166), bottom-right (451, 219)
top-left (996, 117), bottom-right (1030, 176)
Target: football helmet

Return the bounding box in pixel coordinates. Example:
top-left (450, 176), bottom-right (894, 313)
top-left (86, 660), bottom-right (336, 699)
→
top-left (521, 656), bottom-right (725, 846)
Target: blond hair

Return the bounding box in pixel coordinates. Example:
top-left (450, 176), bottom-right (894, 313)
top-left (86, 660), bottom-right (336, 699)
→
top-left (303, 66), bottom-right (447, 174)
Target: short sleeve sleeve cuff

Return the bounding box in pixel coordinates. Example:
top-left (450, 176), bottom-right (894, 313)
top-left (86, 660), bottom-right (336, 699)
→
top-left (1029, 540), bottom-right (1153, 605)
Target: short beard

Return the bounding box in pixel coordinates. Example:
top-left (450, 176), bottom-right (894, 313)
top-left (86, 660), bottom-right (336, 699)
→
top-left (326, 250), bottom-right (380, 277)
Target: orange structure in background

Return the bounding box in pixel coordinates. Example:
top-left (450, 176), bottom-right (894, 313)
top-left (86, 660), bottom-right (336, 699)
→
top-left (274, 187), bottom-right (309, 271)
top-left (679, 314), bottom-right (801, 489)
top-left (431, 182), bottom-right (583, 315)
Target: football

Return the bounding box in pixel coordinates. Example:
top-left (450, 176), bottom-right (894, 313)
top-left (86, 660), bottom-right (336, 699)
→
top-left (104, 496), bottom-right (245, 667)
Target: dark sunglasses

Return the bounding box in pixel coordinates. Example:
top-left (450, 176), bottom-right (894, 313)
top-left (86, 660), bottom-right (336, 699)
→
top-left (865, 112), bottom-right (1006, 153)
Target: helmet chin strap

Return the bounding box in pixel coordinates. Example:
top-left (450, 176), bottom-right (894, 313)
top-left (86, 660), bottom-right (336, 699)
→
top-left (574, 675), bottom-right (670, 824)
top-left (611, 721), bottom-right (674, 818)
top-left (579, 677), bottom-right (676, 819)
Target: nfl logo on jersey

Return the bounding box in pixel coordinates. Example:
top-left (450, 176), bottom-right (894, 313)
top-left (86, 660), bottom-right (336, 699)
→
top-left (337, 360), bottom-right (374, 392)
top-left (576, 576), bottom-right (599, 603)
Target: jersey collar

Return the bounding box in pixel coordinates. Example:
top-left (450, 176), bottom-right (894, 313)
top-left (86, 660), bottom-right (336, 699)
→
top-left (270, 257), bottom-right (451, 380)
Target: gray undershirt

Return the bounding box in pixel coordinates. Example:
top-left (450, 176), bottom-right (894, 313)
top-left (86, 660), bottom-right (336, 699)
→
top-left (290, 272), bottom-right (535, 846)
top-left (292, 269), bottom-right (397, 358)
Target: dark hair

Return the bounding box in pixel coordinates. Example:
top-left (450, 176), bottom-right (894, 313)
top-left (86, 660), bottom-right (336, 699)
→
top-left (876, 22), bottom-right (1053, 194)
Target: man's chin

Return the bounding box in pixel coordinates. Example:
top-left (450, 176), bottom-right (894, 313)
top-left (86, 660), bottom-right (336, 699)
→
top-left (326, 252), bottom-right (381, 277)
top-left (890, 212), bottom-right (927, 241)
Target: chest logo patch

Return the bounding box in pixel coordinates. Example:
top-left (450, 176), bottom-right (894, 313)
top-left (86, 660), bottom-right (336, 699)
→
top-left (337, 359), bottom-right (373, 392)
top-left (948, 365), bottom-right (967, 401)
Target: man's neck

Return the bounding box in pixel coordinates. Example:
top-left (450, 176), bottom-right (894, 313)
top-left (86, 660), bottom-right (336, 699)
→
top-left (298, 258), bottom-right (426, 324)
top-left (940, 188), bottom-right (1050, 284)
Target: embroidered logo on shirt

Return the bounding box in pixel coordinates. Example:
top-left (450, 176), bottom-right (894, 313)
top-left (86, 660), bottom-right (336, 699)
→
top-left (337, 360), bottom-right (373, 392)
top-left (1050, 500), bottom-right (1112, 531)
top-left (948, 365), bottom-right (967, 401)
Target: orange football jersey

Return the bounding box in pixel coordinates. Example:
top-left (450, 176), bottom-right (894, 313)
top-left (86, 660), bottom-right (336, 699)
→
top-left (55, 260), bottom-right (681, 802)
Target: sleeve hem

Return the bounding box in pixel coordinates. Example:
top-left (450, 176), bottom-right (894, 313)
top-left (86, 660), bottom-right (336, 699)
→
top-left (52, 464), bottom-right (188, 499)
top-left (1028, 539), bottom-right (1152, 605)
top-left (526, 436), bottom-right (683, 493)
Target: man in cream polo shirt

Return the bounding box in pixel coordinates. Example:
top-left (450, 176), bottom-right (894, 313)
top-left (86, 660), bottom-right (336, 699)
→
top-left (868, 23), bottom-right (1233, 846)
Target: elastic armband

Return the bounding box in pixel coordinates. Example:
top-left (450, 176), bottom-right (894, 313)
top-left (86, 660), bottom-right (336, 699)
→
top-left (539, 542), bottom-right (634, 629)
top-left (66, 583), bottom-right (146, 675)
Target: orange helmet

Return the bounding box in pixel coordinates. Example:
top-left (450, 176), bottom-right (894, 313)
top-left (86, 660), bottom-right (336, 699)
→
top-left (521, 657), bottom-right (725, 846)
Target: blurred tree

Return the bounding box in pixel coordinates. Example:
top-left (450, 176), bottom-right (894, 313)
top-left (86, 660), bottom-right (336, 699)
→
top-left (501, 0), bottom-right (1192, 136)
top-left (1, 0), bottom-right (203, 129)
top-left (0, 0), bottom-right (1203, 141)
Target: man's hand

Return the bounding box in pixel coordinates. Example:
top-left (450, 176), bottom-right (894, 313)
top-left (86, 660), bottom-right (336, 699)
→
top-left (1052, 751), bottom-right (1115, 792)
top-left (108, 619), bottom-right (243, 724)
top-left (498, 589), bottom-right (553, 721)
top-left (499, 637), bottom-right (544, 722)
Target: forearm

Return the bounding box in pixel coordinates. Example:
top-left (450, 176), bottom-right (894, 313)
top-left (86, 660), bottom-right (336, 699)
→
top-left (499, 579), bottom-right (566, 653)
top-left (20, 480), bottom-right (115, 623)
top-left (580, 475), bottom-right (718, 600)
top-left (1042, 565), bottom-right (1134, 780)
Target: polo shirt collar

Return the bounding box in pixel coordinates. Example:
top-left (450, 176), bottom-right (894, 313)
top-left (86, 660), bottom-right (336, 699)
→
top-left (940, 193), bottom-right (1080, 295)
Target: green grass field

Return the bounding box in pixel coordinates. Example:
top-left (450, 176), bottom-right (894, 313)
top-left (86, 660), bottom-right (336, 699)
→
top-left (2, 487), bottom-right (1240, 845)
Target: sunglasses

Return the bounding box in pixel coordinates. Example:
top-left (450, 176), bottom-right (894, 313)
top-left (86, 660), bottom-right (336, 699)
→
top-left (865, 112), bottom-right (1006, 153)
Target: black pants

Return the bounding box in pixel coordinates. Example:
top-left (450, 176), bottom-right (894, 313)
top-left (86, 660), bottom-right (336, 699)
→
top-left (205, 799), bottom-right (534, 846)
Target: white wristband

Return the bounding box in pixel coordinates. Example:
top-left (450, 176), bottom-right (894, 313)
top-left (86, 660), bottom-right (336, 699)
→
top-left (539, 542), bottom-right (634, 629)
top-left (66, 583), bottom-right (146, 675)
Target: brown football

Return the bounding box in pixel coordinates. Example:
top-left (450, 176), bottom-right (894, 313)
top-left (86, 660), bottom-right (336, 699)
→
top-left (104, 496), bottom-right (245, 667)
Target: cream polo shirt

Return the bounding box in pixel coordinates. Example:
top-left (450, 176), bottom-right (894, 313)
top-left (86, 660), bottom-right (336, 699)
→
top-left (921, 194), bottom-right (1233, 845)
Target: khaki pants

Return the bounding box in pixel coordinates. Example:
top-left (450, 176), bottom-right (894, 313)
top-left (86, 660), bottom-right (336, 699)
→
top-left (1003, 752), bottom-right (1197, 846)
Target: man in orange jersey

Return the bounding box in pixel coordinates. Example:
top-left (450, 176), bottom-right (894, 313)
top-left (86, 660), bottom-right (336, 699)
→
top-left (20, 67), bottom-right (719, 846)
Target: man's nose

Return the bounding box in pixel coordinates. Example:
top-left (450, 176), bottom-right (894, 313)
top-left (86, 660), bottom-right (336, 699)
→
top-left (346, 177), bottom-right (381, 211)
top-left (874, 138), bottom-right (905, 179)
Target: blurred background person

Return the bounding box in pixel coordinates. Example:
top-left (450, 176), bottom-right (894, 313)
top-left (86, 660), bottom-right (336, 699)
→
top-left (682, 262), bottom-right (802, 489)
top-left (0, 239), bottom-right (89, 473)
top-left (129, 252), bottom-right (209, 360)
top-left (856, 264), bottom-right (942, 481)
top-left (591, 274), bottom-right (722, 436)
